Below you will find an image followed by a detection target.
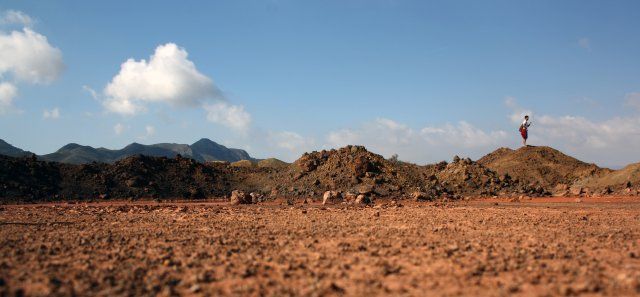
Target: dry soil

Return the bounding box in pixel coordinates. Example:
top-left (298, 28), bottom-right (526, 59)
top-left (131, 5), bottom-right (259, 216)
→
top-left (1, 198), bottom-right (640, 296)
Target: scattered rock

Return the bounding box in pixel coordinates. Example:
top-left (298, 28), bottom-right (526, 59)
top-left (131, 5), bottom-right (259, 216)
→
top-left (230, 190), bottom-right (252, 205)
top-left (250, 192), bottom-right (264, 204)
top-left (322, 191), bottom-right (342, 205)
top-left (412, 191), bottom-right (433, 202)
top-left (553, 184), bottom-right (569, 197)
top-left (570, 186), bottom-right (583, 196)
top-left (355, 194), bottom-right (371, 205)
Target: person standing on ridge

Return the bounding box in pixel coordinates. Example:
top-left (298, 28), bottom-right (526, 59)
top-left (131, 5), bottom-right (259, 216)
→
top-left (519, 115), bottom-right (532, 146)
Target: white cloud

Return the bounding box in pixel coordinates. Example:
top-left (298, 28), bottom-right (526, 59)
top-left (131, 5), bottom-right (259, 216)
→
top-left (82, 85), bottom-right (99, 101)
top-left (504, 97), bottom-right (640, 167)
top-left (625, 92), bottom-right (640, 111)
top-left (578, 37), bottom-right (591, 51)
top-left (0, 82), bottom-right (17, 114)
top-left (137, 125), bottom-right (156, 140)
top-left (0, 12), bottom-right (63, 114)
top-left (268, 131), bottom-right (315, 152)
top-left (261, 130), bottom-right (316, 161)
top-left (0, 28), bottom-right (64, 84)
top-left (421, 122), bottom-right (508, 148)
top-left (0, 10), bottom-right (34, 27)
top-left (42, 107), bottom-right (60, 119)
top-left (113, 123), bottom-right (125, 135)
top-left (504, 96), bottom-right (533, 124)
top-left (101, 43), bottom-right (253, 132)
top-left (103, 43), bottom-right (219, 115)
top-left (145, 125), bottom-right (155, 137)
top-left (203, 101), bottom-right (252, 133)
top-left (325, 118), bottom-right (508, 163)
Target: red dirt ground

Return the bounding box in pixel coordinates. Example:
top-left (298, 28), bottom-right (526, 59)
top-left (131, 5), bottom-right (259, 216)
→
top-left (1, 197), bottom-right (640, 296)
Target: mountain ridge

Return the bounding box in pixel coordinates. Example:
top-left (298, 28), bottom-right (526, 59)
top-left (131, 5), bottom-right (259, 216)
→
top-left (0, 138), bottom-right (255, 164)
top-left (0, 139), bottom-right (32, 158)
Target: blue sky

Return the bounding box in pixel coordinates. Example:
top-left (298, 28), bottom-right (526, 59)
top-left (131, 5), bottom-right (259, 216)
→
top-left (0, 1), bottom-right (639, 167)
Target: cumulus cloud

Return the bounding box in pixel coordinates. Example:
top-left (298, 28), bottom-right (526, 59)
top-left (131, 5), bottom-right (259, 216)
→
top-left (0, 11), bottom-right (63, 114)
top-left (325, 118), bottom-right (508, 163)
top-left (42, 107), bottom-right (60, 119)
top-left (203, 102), bottom-right (252, 133)
top-left (0, 10), bottom-right (34, 27)
top-left (0, 82), bottom-right (17, 114)
top-left (113, 123), bottom-right (126, 135)
top-left (504, 97), bottom-right (640, 167)
top-left (421, 122), bottom-right (508, 148)
top-left (103, 43), bottom-right (219, 115)
top-left (268, 131), bottom-right (315, 153)
top-left (102, 43), bottom-right (252, 133)
top-left (0, 28), bottom-right (64, 84)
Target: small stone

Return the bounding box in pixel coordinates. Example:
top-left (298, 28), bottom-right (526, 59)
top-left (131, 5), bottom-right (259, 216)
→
top-left (189, 284), bottom-right (201, 293)
top-left (322, 191), bottom-right (342, 205)
top-left (355, 194), bottom-right (371, 205)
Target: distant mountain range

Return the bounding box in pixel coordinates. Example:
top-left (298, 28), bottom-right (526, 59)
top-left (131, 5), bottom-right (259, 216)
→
top-left (0, 138), bottom-right (255, 164)
top-left (0, 139), bottom-right (33, 158)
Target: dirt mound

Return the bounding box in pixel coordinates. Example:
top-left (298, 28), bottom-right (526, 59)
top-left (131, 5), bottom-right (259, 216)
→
top-left (273, 146), bottom-right (532, 199)
top-left (262, 145), bottom-right (441, 199)
top-left (0, 155), bottom-right (61, 202)
top-left (434, 156), bottom-right (533, 197)
top-left (257, 158), bottom-right (289, 169)
top-left (478, 146), bottom-right (607, 189)
top-left (574, 163), bottom-right (640, 194)
top-left (0, 154), bottom-right (237, 202)
top-left (7, 145), bottom-right (625, 203)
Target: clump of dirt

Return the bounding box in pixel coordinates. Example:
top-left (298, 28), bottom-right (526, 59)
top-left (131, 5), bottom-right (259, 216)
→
top-left (478, 146), bottom-right (608, 189)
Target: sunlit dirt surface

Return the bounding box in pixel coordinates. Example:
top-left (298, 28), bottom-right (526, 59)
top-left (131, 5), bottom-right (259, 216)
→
top-left (1, 198), bottom-right (640, 296)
